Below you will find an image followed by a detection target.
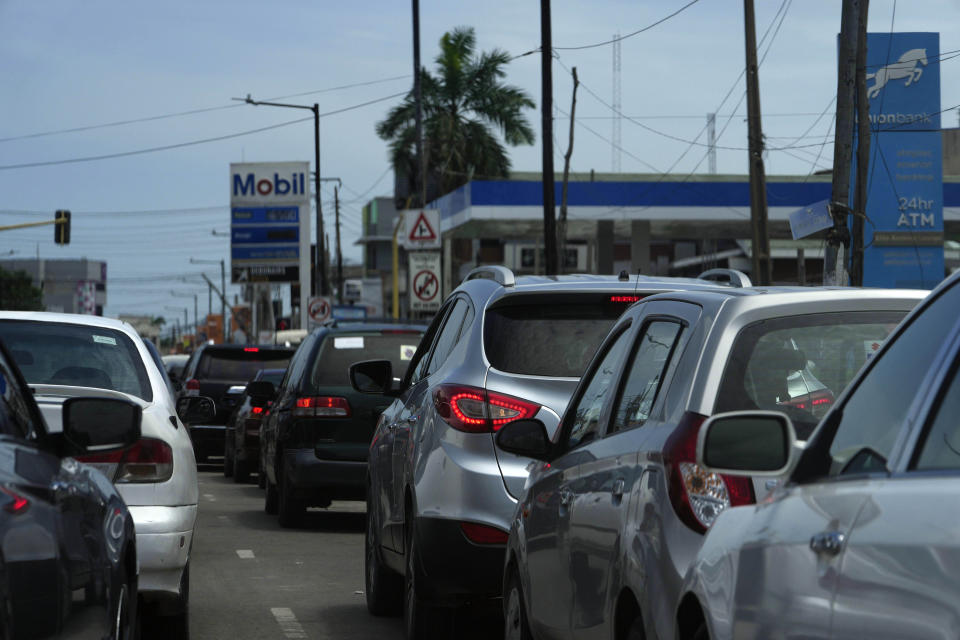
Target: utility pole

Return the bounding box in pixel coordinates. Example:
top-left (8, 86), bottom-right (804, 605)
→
top-left (190, 257), bottom-right (228, 343)
top-left (412, 0), bottom-right (426, 208)
top-left (744, 0), bottom-right (772, 286)
top-left (335, 186), bottom-right (343, 304)
top-left (559, 67), bottom-right (579, 274)
top-left (707, 113), bottom-right (717, 174)
top-left (540, 0), bottom-right (559, 275)
top-left (850, 0), bottom-right (871, 286)
top-left (825, 0), bottom-right (860, 286)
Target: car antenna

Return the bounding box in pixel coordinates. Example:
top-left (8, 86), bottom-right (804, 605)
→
top-left (634, 268), bottom-right (642, 297)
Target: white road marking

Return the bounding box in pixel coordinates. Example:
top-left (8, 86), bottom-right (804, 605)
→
top-left (236, 549), bottom-right (255, 559)
top-left (218, 515), bottom-right (229, 521)
top-left (271, 607), bottom-right (307, 639)
top-left (203, 493), bottom-right (216, 502)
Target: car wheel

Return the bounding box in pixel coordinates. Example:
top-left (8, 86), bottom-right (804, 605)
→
top-left (222, 438), bottom-right (234, 478)
top-left (277, 461), bottom-right (304, 528)
top-left (111, 579), bottom-right (130, 640)
top-left (365, 486), bottom-right (402, 616)
top-left (264, 475), bottom-right (278, 515)
top-left (503, 569), bottom-right (533, 640)
top-left (233, 457), bottom-right (250, 483)
top-left (140, 563), bottom-right (189, 640)
top-left (257, 456), bottom-right (266, 489)
top-left (403, 518), bottom-right (449, 639)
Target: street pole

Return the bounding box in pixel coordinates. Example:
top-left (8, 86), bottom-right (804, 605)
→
top-left (744, 0), bottom-right (772, 286)
top-left (540, 0), bottom-right (559, 276)
top-left (825, 0), bottom-right (860, 286)
top-left (412, 0), bottom-right (426, 208)
top-left (851, 0), bottom-right (871, 286)
top-left (193, 294), bottom-right (198, 343)
top-left (220, 259), bottom-right (227, 342)
top-left (335, 186), bottom-right (343, 304)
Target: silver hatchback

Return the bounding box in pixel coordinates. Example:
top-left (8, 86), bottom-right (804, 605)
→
top-left (495, 286), bottom-right (926, 640)
top-left (350, 266), bottom-right (743, 638)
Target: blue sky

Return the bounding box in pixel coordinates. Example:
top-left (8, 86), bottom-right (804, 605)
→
top-left (0, 0), bottom-right (957, 324)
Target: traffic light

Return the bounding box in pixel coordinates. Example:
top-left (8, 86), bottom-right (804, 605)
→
top-left (54, 210), bottom-right (71, 245)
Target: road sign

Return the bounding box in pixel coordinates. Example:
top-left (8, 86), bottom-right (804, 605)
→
top-left (402, 210), bottom-right (441, 249)
top-left (408, 252), bottom-right (442, 312)
top-left (789, 199), bottom-right (832, 239)
top-left (307, 297), bottom-right (331, 327)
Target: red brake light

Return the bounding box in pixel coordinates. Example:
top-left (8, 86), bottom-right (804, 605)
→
top-left (610, 295), bottom-right (642, 303)
top-left (664, 411), bottom-right (755, 534)
top-left (244, 347), bottom-right (259, 352)
top-left (781, 388), bottom-right (835, 418)
top-left (77, 438), bottom-right (174, 483)
top-left (294, 396), bottom-right (351, 418)
top-left (433, 384), bottom-right (540, 433)
top-left (0, 487), bottom-right (29, 514)
top-left (185, 379), bottom-right (200, 391)
top-left (251, 406), bottom-right (264, 415)
top-left (460, 522), bottom-right (509, 545)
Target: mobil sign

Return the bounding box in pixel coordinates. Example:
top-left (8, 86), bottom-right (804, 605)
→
top-left (230, 162), bottom-right (311, 284)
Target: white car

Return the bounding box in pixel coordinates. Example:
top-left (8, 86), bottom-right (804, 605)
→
top-left (0, 311), bottom-right (207, 636)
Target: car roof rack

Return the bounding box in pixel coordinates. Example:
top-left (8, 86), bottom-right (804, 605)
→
top-left (463, 265), bottom-right (516, 288)
top-left (696, 268), bottom-right (752, 288)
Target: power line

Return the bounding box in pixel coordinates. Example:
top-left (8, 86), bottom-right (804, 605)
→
top-left (554, 0), bottom-right (703, 51)
top-left (0, 75), bottom-right (411, 144)
top-left (0, 92), bottom-right (406, 171)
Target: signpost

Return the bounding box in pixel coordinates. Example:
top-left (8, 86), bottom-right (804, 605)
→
top-left (307, 296), bottom-right (331, 330)
top-left (230, 162), bottom-right (312, 330)
top-left (408, 252), bottom-right (441, 313)
top-left (401, 210), bottom-right (441, 249)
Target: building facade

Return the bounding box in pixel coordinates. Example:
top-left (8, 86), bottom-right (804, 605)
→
top-left (0, 258), bottom-right (107, 315)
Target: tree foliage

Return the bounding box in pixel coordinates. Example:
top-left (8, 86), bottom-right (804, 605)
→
top-left (376, 26), bottom-right (535, 206)
top-left (0, 268), bottom-right (43, 311)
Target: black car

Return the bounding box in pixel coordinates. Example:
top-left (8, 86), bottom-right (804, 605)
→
top-left (261, 324), bottom-right (425, 527)
top-left (177, 344), bottom-right (295, 462)
top-left (0, 338), bottom-right (142, 639)
top-left (224, 368), bottom-right (286, 483)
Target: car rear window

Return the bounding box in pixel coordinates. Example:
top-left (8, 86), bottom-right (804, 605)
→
top-left (308, 332), bottom-right (423, 389)
top-left (260, 370), bottom-right (286, 386)
top-left (715, 311), bottom-right (907, 439)
top-left (484, 301), bottom-right (630, 378)
top-left (197, 349), bottom-right (293, 381)
top-left (0, 320), bottom-right (153, 402)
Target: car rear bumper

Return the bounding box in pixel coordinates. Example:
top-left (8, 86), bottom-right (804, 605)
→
top-left (128, 505), bottom-right (196, 600)
top-left (189, 424), bottom-right (225, 458)
top-left (283, 448), bottom-right (366, 500)
top-left (414, 515), bottom-right (505, 604)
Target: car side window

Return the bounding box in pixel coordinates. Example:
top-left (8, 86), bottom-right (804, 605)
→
top-left (563, 325), bottom-right (633, 450)
top-left (406, 303), bottom-right (452, 387)
top-left (281, 334), bottom-right (314, 395)
top-left (824, 281), bottom-right (960, 477)
top-left (609, 321), bottom-right (683, 433)
top-left (913, 358), bottom-right (960, 471)
top-left (0, 356), bottom-right (37, 439)
top-left (426, 299), bottom-right (469, 376)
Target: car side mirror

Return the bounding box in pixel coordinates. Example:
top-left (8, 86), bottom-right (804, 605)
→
top-left (62, 397), bottom-right (142, 456)
top-left (495, 419), bottom-right (552, 462)
top-left (176, 396), bottom-right (216, 424)
top-left (245, 380), bottom-right (276, 400)
top-left (697, 410), bottom-right (795, 476)
top-left (350, 360), bottom-right (397, 395)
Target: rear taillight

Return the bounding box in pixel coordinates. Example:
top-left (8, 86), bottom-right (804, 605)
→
top-left (294, 396), bottom-right (351, 418)
top-left (251, 406), bottom-right (264, 415)
top-left (185, 379), bottom-right (200, 394)
top-left (432, 384), bottom-right (540, 433)
top-left (781, 388), bottom-right (835, 419)
top-left (664, 412), bottom-right (755, 534)
top-left (0, 487), bottom-right (29, 514)
top-left (460, 522), bottom-right (509, 545)
top-left (77, 438), bottom-right (174, 483)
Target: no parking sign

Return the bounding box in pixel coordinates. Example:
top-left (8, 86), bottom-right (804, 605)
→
top-left (408, 252), bottom-right (441, 313)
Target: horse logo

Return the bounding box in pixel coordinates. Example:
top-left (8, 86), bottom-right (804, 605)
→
top-left (867, 48), bottom-right (928, 99)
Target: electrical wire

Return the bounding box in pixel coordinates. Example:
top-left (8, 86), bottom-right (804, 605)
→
top-left (554, 0), bottom-right (703, 51)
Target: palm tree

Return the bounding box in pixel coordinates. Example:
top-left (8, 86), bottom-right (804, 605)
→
top-left (376, 27), bottom-right (535, 206)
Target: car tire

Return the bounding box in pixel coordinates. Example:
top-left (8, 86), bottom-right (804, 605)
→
top-left (264, 476), bottom-right (278, 514)
top-left (503, 569), bottom-right (533, 640)
top-left (403, 518), bottom-right (450, 639)
top-left (233, 457), bottom-right (250, 483)
top-left (223, 438), bottom-right (234, 478)
top-left (111, 577), bottom-right (131, 640)
top-left (257, 457), bottom-right (266, 489)
top-left (140, 563), bottom-right (189, 640)
top-left (365, 486), bottom-right (402, 617)
top-left (277, 461), bottom-right (304, 528)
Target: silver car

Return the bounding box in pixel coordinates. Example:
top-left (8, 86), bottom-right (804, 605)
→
top-left (678, 272), bottom-right (960, 640)
top-left (0, 312), bottom-right (208, 637)
top-left (495, 286), bottom-right (926, 640)
top-left (350, 266), bottom-right (745, 638)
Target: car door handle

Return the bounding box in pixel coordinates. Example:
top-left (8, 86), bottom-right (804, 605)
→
top-left (559, 488), bottom-right (574, 507)
top-left (810, 530), bottom-right (846, 556)
top-left (611, 479), bottom-right (625, 498)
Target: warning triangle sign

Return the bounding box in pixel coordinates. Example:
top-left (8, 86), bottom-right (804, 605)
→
top-left (408, 211), bottom-right (437, 242)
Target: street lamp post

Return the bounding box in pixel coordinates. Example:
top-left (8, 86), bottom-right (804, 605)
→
top-left (171, 291), bottom-right (199, 342)
top-left (236, 95), bottom-right (327, 297)
top-left (165, 306), bottom-right (188, 348)
top-left (190, 258), bottom-right (227, 343)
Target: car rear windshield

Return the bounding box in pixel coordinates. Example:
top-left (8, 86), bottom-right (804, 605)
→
top-left (197, 349), bottom-right (293, 381)
top-left (715, 310), bottom-right (907, 439)
top-left (308, 332), bottom-right (423, 389)
top-left (260, 370), bottom-right (286, 386)
top-left (484, 300), bottom-right (630, 378)
top-left (0, 320), bottom-right (153, 402)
